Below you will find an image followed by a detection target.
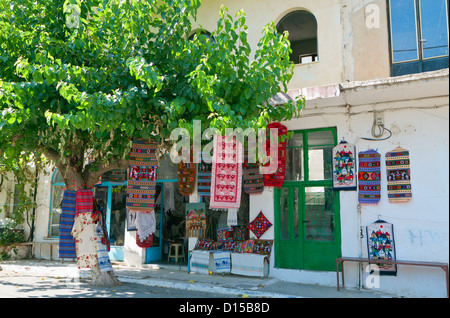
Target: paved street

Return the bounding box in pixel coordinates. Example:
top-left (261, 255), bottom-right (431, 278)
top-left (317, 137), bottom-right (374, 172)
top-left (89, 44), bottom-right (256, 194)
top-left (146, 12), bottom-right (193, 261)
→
top-left (0, 271), bottom-right (234, 298)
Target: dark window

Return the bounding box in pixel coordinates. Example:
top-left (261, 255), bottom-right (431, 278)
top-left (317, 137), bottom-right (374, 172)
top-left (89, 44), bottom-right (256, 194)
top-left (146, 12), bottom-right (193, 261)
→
top-left (277, 10), bottom-right (318, 65)
top-left (388, 0), bottom-right (449, 76)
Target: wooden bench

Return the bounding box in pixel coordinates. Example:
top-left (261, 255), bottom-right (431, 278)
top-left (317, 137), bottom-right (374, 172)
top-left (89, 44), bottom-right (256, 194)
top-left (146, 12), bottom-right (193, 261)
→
top-left (336, 256), bottom-right (449, 298)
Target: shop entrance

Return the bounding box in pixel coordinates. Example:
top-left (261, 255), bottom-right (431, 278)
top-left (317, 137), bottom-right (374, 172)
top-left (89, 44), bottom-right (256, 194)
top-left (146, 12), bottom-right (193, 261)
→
top-left (145, 181), bottom-right (188, 264)
top-left (274, 127), bottom-right (341, 271)
top-left (274, 184), bottom-right (341, 271)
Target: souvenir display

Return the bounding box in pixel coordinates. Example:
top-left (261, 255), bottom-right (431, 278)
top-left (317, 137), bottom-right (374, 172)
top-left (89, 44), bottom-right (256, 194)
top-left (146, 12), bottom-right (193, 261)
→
top-left (366, 220), bottom-right (397, 276)
top-left (332, 141), bottom-right (357, 190)
top-left (262, 122), bottom-right (287, 188)
top-left (126, 138), bottom-right (158, 212)
top-left (136, 231), bottom-right (153, 248)
top-left (210, 135), bottom-right (243, 209)
top-left (95, 222), bottom-right (113, 272)
top-left (386, 147), bottom-right (412, 203)
top-left (247, 210), bottom-right (273, 239)
top-left (185, 202), bottom-right (207, 237)
top-left (58, 190), bottom-right (77, 259)
top-left (358, 149), bottom-right (381, 205)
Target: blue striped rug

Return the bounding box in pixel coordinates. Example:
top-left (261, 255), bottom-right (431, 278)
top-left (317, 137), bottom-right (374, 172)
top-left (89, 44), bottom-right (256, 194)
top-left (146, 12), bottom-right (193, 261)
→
top-left (58, 190), bottom-right (77, 259)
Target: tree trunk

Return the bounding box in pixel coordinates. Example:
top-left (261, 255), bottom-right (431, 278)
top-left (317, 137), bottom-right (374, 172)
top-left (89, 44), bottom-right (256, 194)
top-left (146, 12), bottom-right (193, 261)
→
top-left (61, 164), bottom-right (123, 287)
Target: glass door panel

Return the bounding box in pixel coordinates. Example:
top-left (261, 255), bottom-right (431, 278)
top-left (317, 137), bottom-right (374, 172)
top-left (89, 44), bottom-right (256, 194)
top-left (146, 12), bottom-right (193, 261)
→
top-left (304, 187), bottom-right (335, 242)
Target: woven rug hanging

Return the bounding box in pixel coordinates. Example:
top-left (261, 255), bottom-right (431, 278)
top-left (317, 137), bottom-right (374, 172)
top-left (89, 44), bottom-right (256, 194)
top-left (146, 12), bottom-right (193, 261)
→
top-left (243, 149), bottom-right (264, 195)
top-left (177, 161), bottom-right (197, 196)
top-left (210, 134), bottom-right (243, 209)
top-left (126, 138), bottom-right (158, 212)
top-left (332, 141), bottom-right (357, 191)
top-left (385, 146), bottom-right (412, 203)
top-left (197, 160), bottom-right (212, 197)
top-left (262, 122), bottom-right (287, 188)
top-left (58, 190), bottom-right (77, 259)
top-left (358, 149), bottom-right (381, 205)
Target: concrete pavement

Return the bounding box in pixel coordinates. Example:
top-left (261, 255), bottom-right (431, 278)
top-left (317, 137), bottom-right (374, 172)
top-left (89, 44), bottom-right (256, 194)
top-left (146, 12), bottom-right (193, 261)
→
top-left (0, 259), bottom-right (394, 298)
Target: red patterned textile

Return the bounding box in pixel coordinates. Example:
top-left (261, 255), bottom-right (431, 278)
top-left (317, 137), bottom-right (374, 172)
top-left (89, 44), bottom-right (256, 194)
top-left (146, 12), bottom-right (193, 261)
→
top-left (210, 135), bottom-right (243, 209)
top-left (262, 122), bottom-right (287, 188)
top-left (75, 189), bottom-right (93, 216)
top-left (247, 210), bottom-right (273, 239)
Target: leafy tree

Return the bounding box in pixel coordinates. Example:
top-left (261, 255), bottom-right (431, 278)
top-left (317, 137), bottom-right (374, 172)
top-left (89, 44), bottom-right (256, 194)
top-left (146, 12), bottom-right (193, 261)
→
top-left (0, 0), bottom-right (303, 286)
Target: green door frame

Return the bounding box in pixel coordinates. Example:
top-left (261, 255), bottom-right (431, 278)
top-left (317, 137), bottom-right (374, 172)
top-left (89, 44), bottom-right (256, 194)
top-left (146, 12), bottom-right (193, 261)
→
top-left (274, 127), bottom-right (342, 271)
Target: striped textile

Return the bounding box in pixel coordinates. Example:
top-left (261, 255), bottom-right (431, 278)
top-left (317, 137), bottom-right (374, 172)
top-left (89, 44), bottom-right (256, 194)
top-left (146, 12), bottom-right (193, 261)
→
top-left (386, 147), bottom-right (412, 203)
top-left (75, 189), bottom-right (94, 216)
top-left (126, 138), bottom-right (158, 212)
top-left (243, 150), bottom-right (264, 195)
top-left (58, 190), bottom-right (77, 259)
top-left (197, 161), bottom-right (212, 197)
top-left (358, 149), bottom-right (381, 205)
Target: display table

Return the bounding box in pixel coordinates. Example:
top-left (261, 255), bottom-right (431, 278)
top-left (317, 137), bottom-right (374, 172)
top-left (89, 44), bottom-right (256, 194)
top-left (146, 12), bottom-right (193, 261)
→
top-left (231, 253), bottom-right (269, 278)
top-left (190, 250), bottom-right (231, 274)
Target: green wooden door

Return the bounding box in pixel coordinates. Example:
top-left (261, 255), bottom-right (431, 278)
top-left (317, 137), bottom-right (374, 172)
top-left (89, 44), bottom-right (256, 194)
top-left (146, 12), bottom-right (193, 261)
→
top-left (274, 128), bottom-right (342, 271)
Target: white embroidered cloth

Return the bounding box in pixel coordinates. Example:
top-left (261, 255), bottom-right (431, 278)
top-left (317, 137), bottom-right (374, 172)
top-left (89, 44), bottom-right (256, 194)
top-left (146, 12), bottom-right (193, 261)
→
top-left (231, 253), bottom-right (269, 277)
top-left (135, 211), bottom-right (156, 242)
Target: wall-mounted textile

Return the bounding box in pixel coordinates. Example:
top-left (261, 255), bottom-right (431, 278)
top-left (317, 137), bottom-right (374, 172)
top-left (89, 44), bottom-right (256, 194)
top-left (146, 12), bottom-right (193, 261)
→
top-left (263, 122), bottom-right (287, 188)
top-left (198, 161), bottom-right (212, 197)
top-left (126, 138), bottom-right (158, 212)
top-left (59, 190), bottom-right (77, 259)
top-left (185, 202), bottom-right (206, 237)
top-left (71, 212), bottom-right (98, 270)
top-left (210, 135), bottom-right (243, 209)
top-left (366, 220), bottom-right (397, 276)
top-left (177, 162), bottom-right (196, 196)
top-left (247, 211), bottom-right (272, 239)
top-left (386, 147), bottom-right (412, 203)
top-left (243, 150), bottom-right (264, 195)
top-left (332, 142), bottom-right (357, 191)
top-left (358, 149), bottom-right (381, 205)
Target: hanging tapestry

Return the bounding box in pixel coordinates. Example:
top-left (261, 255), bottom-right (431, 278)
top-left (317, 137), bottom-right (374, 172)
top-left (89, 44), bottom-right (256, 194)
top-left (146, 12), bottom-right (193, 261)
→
top-left (177, 161), bottom-right (197, 196)
top-left (366, 220), bottom-right (397, 276)
top-left (247, 210), bottom-right (273, 239)
top-left (243, 149), bottom-right (264, 195)
top-left (135, 210), bottom-right (156, 243)
top-left (385, 147), bottom-right (412, 203)
top-left (101, 170), bottom-right (126, 182)
top-left (262, 122), bottom-right (287, 188)
top-left (332, 141), bottom-right (357, 191)
top-left (198, 161), bottom-right (212, 197)
top-left (75, 189), bottom-right (94, 216)
top-left (210, 135), bottom-right (243, 209)
top-left (358, 149), bottom-right (381, 205)
top-left (126, 209), bottom-right (137, 231)
top-left (126, 138), bottom-right (158, 212)
top-left (185, 202), bottom-right (207, 237)
top-left (71, 212), bottom-right (98, 270)
top-left (58, 190), bottom-right (77, 259)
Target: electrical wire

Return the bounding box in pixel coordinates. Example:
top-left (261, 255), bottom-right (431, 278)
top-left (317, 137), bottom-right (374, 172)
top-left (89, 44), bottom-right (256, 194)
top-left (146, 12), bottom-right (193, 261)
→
top-left (360, 118), bottom-right (393, 141)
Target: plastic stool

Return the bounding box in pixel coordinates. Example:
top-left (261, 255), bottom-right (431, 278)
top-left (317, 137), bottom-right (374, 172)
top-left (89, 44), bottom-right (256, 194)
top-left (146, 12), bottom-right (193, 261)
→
top-left (168, 243), bottom-right (185, 262)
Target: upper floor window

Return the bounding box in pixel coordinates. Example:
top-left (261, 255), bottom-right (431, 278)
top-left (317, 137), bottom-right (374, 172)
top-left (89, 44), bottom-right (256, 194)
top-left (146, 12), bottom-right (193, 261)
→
top-left (388, 0), bottom-right (449, 76)
top-left (277, 10), bottom-right (318, 65)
